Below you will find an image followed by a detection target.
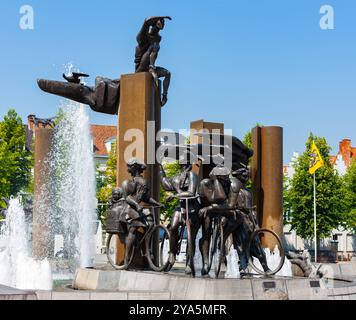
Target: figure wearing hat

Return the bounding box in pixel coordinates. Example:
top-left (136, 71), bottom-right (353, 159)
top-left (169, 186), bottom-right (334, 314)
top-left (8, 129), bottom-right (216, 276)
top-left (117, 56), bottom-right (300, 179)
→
top-left (160, 151), bottom-right (201, 273)
top-left (198, 164), bottom-right (244, 276)
top-left (231, 167), bottom-right (270, 276)
top-left (121, 158), bottom-right (164, 266)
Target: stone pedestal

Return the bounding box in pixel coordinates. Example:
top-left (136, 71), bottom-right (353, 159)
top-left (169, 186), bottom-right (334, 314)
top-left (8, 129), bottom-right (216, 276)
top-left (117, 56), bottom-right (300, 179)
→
top-left (252, 126), bottom-right (284, 249)
top-left (32, 128), bottom-right (54, 260)
top-left (116, 72), bottom-right (161, 267)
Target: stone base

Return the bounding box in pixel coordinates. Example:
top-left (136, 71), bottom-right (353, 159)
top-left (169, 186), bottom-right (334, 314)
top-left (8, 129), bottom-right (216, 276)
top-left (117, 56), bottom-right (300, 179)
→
top-left (0, 285), bottom-right (37, 300)
top-left (72, 268), bottom-right (330, 300)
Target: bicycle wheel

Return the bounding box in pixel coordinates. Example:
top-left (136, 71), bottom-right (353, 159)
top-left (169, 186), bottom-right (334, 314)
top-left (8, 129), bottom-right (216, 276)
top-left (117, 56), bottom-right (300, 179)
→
top-left (186, 222), bottom-right (196, 277)
top-left (106, 233), bottom-right (135, 270)
top-left (213, 223), bottom-right (224, 278)
top-left (145, 224), bottom-right (170, 272)
top-left (207, 221), bottom-right (218, 273)
top-left (247, 228), bottom-right (285, 276)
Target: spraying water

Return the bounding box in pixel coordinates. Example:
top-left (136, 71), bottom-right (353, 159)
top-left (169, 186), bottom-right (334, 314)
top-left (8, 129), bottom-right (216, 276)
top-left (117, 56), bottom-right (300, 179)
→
top-left (0, 64), bottom-right (97, 289)
top-left (51, 101), bottom-right (96, 269)
top-left (0, 198), bottom-right (52, 290)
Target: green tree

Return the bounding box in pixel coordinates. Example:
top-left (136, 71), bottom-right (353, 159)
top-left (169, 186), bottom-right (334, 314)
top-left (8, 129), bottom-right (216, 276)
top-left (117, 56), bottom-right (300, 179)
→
top-left (97, 141), bottom-right (117, 222)
top-left (242, 123), bottom-right (263, 149)
top-left (0, 109), bottom-right (33, 212)
top-left (343, 159), bottom-right (356, 230)
top-left (284, 133), bottom-right (347, 240)
top-left (160, 161), bottom-right (180, 221)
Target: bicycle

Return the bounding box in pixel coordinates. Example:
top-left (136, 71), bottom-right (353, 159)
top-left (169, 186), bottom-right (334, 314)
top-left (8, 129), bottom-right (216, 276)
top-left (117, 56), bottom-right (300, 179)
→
top-left (245, 207), bottom-right (285, 276)
top-left (206, 211), bottom-right (231, 279)
top-left (164, 195), bottom-right (200, 277)
top-left (106, 205), bottom-right (171, 272)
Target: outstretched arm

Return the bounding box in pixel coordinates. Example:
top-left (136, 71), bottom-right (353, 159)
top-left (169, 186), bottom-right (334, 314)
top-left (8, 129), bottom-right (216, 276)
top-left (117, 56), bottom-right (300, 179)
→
top-left (137, 16), bottom-right (172, 44)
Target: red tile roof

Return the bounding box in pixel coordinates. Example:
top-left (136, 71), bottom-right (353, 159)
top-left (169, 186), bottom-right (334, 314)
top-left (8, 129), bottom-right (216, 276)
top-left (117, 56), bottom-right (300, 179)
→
top-left (90, 125), bottom-right (117, 156)
top-left (329, 156), bottom-right (337, 165)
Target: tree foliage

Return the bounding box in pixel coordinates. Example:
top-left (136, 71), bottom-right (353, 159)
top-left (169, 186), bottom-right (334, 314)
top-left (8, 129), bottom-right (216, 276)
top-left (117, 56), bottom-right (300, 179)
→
top-left (284, 133), bottom-right (348, 239)
top-left (343, 159), bottom-right (356, 230)
top-left (96, 141), bottom-right (117, 222)
top-left (0, 109), bottom-right (33, 211)
top-left (160, 161), bottom-right (180, 221)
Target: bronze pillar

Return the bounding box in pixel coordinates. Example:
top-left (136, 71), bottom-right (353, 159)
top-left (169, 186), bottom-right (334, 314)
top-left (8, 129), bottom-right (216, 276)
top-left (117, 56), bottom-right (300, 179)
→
top-left (190, 120), bottom-right (224, 179)
top-left (116, 72), bottom-right (161, 267)
top-left (252, 126), bottom-right (284, 249)
top-left (32, 127), bottom-right (54, 260)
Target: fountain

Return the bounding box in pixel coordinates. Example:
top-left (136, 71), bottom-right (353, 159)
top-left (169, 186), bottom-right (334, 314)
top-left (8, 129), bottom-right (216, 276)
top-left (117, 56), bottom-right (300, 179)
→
top-left (0, 198), bottom-right (52, 290)
top-left (0, 88), bottom-right (96, 289)
top-left (50, 101), bottom-right (96, 271)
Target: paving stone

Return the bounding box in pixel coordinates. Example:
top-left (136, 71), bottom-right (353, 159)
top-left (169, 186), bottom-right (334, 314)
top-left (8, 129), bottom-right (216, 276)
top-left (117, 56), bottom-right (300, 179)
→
top-left (89, 291), bottom-right (128, 300)
top-left (184, 277), bottom-right (207, 300)
top-left (97, 270), bottom-right (120, 290)
top-left (51, 291), bottom-right (91, 300)
top-left (36, 291), bottom-right (52, 300)
top-left (118, 271), bottom-right (138, 291)
top-left (0, 285), bottom-right (37, 300)
top-left (339, 263), bottom-right (356, 277)
top-left (128, 291), bottom-right (171, 300)
top-left (204, 279), bottom-right (253, 300)
top-left (167, 276), bottom-right (190, 300)
top-left (134, 271), bottom-right (170, 291)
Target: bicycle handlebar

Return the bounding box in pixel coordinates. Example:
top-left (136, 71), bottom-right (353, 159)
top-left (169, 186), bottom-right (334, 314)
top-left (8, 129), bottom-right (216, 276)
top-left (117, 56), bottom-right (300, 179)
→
top-left (171, 195), bottom-right (200, 200)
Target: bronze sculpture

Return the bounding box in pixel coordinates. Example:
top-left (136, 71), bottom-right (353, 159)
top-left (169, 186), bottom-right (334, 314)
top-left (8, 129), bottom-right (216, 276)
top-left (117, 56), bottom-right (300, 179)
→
top-left (121, 158), bottom-right (164, 266)
top-left (198, 165), bottom-right (243, 276)
top-left (135, 16), bottom-right (172, 106)
top-left (37, 16), bottom-right (172, 113)
top-left (159, 151), bottom-right (200, 274)
top-left (231, 167), bottom-right (271, 277)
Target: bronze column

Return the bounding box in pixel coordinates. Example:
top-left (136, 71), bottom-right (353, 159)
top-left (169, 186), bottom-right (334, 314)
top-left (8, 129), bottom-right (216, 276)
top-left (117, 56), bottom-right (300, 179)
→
top-left (252, 126), bottom-right (284, 249)
top-left (190, 120), bottom-right (225, 179)
top-left (116, 72), bottom-right (161, 267)
top-left (32, 127), bottom-right (54, 260)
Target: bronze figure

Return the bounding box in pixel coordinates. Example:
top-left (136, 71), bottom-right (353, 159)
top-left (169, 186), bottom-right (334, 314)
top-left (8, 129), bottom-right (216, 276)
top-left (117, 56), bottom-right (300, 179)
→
top-left (159, 151), bottom-right (200, 274)
top-left (198, 165), bottom-right (243, 276)
top-left (37, 16), bottom-right (172, 113)
top-left (135, 16), bottom-right (172, 106)
top-left (231, 167), bottom-right (270, 276)
top-left (121, 158), bottom-right (164, 266)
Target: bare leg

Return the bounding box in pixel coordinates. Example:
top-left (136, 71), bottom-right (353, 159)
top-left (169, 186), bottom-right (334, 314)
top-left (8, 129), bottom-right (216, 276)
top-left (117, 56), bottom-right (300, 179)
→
top-left (185, 217), bottom-right (200, 274)
top-left (168, 211), bottom-right (181, 265)
top-left (233, 223), bottom-right (249, 276)
top-left (199, 213), bottom-right (212, 276)
top-left (125, 226), bottom-right (136, 266)
top-left (155, 67), bottom-right (171, 106)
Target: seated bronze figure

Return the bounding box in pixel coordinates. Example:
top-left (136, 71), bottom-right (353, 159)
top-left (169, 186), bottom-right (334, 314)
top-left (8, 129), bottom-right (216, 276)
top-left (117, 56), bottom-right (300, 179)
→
top-left (37, 16), bottom-right (172, 114)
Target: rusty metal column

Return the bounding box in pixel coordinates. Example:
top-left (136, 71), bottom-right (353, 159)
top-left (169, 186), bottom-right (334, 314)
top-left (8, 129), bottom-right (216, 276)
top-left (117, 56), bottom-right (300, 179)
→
top-left (251, 126), bottom-right (262, 226)
top-left (260, 126), bottom-right (284, 249)
top-left (190, 120), bottom-right (224, 179)
top-left (116, 72), bottom-right (161, 268)
top-left (32, 127), bottom-right (54, 260)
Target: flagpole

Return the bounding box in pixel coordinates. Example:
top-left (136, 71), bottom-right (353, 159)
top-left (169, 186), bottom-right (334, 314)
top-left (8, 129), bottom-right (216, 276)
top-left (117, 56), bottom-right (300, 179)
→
top-left (313, 172), bottom-right (317, 263)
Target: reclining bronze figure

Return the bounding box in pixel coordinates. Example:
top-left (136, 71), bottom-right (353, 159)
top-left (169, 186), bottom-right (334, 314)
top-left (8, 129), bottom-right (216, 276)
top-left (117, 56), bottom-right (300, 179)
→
top-left (37, 16), bottom-right (172, 114)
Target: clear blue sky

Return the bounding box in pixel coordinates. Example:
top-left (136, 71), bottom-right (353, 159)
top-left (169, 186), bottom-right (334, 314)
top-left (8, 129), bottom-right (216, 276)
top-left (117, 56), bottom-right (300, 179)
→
top-left (0, 0), bottom-right (355, 162)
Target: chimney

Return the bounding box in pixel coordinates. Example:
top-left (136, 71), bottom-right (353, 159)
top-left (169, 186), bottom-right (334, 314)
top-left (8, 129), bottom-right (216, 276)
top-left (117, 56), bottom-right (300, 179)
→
top-left (339, 139), bottom-right (352, 166)
top-left (27, 115), bottom-right (36, 131)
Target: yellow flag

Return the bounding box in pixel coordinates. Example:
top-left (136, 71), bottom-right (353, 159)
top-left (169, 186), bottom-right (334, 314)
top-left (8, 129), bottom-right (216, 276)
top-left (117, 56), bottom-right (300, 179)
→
top-left (309, 142), bottom-right (324, 174)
